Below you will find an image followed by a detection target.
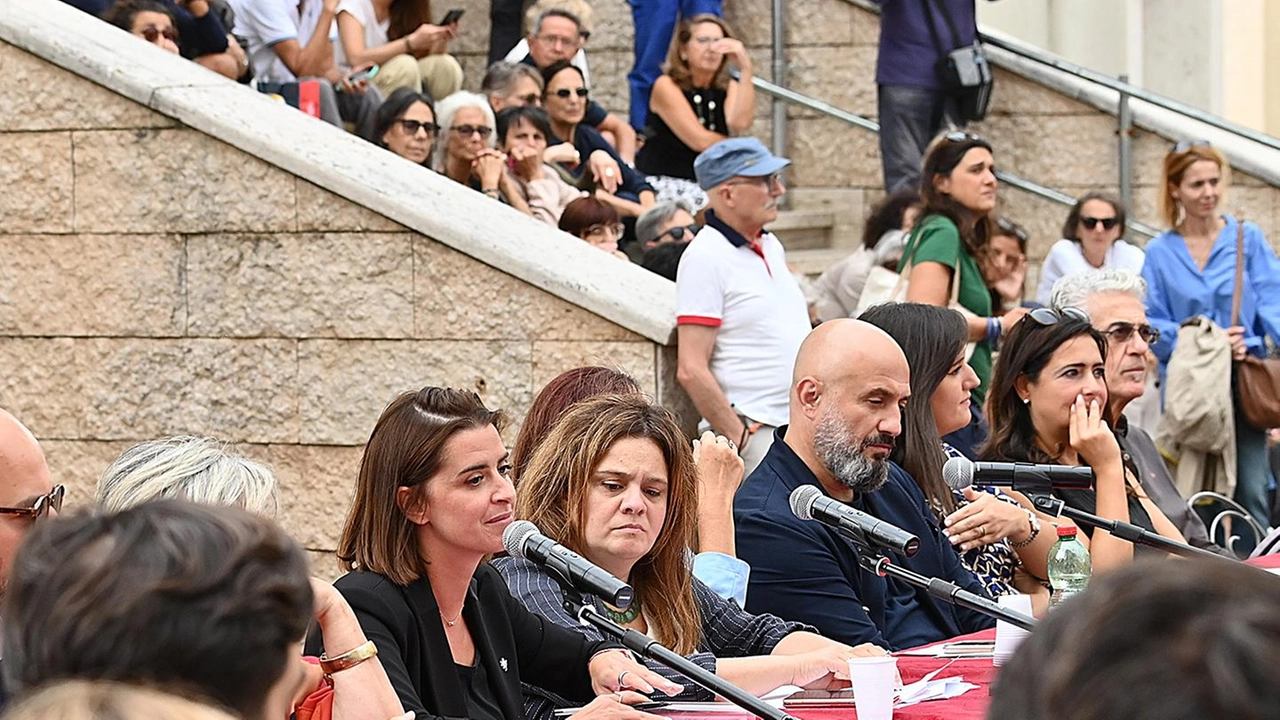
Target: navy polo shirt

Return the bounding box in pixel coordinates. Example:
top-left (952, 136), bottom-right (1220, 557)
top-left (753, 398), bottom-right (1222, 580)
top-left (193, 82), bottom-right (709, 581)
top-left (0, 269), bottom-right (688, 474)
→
top-left (734, 427), bottom-right (995, 650)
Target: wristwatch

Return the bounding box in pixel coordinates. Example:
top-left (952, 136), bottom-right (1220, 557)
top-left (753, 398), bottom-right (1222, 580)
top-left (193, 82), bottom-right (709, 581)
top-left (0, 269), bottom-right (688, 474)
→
top-left (1008, 510), bottom-right (1041, 548)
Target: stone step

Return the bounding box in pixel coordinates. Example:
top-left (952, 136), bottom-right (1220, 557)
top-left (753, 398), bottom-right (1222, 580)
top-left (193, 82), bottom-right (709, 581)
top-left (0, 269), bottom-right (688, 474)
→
top-left (767, 209), bottom-right (837, 251)
top-left (786, 248), bottom-right (853, 277)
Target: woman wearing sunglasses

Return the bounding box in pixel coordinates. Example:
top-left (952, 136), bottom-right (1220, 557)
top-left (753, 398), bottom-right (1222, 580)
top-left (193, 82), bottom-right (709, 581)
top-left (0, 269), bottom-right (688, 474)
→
top-left (1034, 192), bottom-right (1144, 305)
top-left (860, 303), bottom-right (1056, 611)
top-left (497, 395), bottom-right (884, 720)
top-left (983, 307), bottom-right (1186, 573)
top-left (367, 87), bottom-right (437, 167)
top-left (432, 92), bottom-right (530, 213)
top-left (542, 61), bottom-right (656, 223)
top-left (634, 15), bottom-right (753, 212)
top-left (901, 132), bottom-right (1029, 456)
top-left (1140, 140), bottom-right (1280, 528)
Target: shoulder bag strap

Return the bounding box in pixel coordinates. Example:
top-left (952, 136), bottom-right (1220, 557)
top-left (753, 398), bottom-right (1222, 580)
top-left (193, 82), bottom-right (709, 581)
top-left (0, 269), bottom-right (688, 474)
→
top-left (1232, 219), bottom-right (1245, 328)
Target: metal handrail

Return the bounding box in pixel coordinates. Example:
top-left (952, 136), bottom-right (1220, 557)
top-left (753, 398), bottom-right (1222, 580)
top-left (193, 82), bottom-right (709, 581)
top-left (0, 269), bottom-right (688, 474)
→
top-left (839, 0), bottom-right (1280, 153)
top-left (752, 76), bottom-right (1162, 238)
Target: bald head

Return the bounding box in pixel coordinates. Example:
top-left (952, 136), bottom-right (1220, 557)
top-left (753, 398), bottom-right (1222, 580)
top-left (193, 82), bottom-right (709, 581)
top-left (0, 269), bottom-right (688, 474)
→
top-left (0, 409), bottom-right (54, 591)
top-left (787, 320), bottom-right (910, 499)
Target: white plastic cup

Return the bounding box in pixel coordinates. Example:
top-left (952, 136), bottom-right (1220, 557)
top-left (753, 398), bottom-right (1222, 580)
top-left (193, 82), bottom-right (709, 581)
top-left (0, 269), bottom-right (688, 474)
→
top-left (993, 593), bottom-right (1034, 667)
top-left (847, 656), bottom-right (898, 720)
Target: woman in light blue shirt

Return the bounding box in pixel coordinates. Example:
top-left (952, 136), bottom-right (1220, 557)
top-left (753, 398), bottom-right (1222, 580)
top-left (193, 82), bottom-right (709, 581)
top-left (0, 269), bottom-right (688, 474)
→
top-left (1141, 141), bottom-right (1280, 528)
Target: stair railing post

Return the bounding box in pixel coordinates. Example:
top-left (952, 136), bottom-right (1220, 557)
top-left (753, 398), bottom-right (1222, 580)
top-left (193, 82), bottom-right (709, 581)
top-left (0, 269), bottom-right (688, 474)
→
top-left (1117, 74), bottom-right (1133, 225)
top-left (771, 0), bottom-right (788, 208)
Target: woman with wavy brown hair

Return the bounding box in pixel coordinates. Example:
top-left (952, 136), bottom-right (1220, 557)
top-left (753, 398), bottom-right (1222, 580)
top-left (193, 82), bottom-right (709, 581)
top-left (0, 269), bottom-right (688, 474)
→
top-left (496, 394), bottom-right (883, 720)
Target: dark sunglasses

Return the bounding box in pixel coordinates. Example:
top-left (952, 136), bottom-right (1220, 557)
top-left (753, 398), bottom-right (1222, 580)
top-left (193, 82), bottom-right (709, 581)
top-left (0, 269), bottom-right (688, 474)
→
top-left (552, 87), bottom-right (589, 99)
top-left (141, 24), bottom-right (179, 43)
top-left (451, 124), bottom-right (492, 139)
top-left (0, 485), bottom-right (65, 521)
top-left (1171, 139), bottom-right (1211, 153)
top-left (1103, 321), bottom-right (1160, 346)
top-left (514, 93), bottom-right (541, 106)
top-left (1080, 216), bottom-right (1119, 230)
top-left (397, 119), bottom-right (438, 136)
top-left (1025, 306), bottom-right (1090, 327)
top-left (656, 223), bottom-right (700, 243)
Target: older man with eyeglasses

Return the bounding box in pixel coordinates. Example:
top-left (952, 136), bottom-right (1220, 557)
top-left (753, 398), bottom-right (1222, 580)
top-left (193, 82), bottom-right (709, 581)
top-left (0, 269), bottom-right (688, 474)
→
top-left (0, 408), bottom-right (60, 708)
top-left (1049, 269), bottom-right (1229, 555)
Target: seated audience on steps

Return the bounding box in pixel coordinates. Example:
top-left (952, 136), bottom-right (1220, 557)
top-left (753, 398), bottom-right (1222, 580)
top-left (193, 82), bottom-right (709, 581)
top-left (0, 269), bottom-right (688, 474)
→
top-left (74, 0), bottom-right (247, 79)
top-left (228, 0), bottom-right (383, 136)
top-left (542, 61), bottom-right (656, 228)
top-left (636, 200), bottom-right (699, 256)
top-left (334, 0), bottom-right (464, 102)
top-left (3, 500), bottom-right (405, 720)
top-left (496, 105), bottom-right (586, 226)
top-left (558, 197), bottom-right (630, 260)
top-left (496, 394), bottom-right (886, 720)
top-left (432, 91), bottom-right (531, 212)
top-left (811, 188), bottom-right (919, 322)
top-left (513, 5), bottom-right (637, 164)
top-left (505, 0), bottom-right (594, 86)
top-left (1035, 191), bottom-right (1143, 306)
top-left (510, 366), bottom-right (750, 604)
top-left (483, 60), bottom-right (545, 113)
top-left (984, 216), bottom-right (1032, 312)
top-left (366, 87), bottom-right (437, 167)
top-left (635, 15), bottom-right (754, 212)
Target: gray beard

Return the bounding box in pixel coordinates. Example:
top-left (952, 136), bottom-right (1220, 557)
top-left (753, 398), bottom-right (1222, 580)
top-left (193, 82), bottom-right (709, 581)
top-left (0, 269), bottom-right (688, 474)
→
top-left (812, 413), bottom-right (890, 495)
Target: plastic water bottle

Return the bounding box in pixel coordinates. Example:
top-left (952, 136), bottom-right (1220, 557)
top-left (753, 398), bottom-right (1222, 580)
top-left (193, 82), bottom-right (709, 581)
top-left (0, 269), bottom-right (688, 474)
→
top-left (1047, 525), bottom-right (1091, 606)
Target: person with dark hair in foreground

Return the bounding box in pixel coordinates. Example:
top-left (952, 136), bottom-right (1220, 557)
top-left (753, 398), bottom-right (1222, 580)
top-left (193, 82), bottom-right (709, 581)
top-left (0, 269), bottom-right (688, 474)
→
top-left (315, 387), bottom-right (679, 720)
top-left (988, 558), bottom-right (1280, 720)
top-left (2, 500), bottom-right (404, 720)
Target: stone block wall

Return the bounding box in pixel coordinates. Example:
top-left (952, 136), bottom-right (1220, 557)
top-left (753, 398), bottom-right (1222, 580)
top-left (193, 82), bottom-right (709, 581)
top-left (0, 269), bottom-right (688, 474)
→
top-left (0, 41), bottom-right (670, 579)
top-left (441, 0), bottom-right (1280, 281)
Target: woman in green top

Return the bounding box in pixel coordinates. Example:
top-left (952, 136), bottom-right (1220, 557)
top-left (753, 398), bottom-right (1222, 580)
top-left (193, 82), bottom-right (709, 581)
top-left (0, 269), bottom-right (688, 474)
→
top-left (901, 132), bottom-right (1028, 409)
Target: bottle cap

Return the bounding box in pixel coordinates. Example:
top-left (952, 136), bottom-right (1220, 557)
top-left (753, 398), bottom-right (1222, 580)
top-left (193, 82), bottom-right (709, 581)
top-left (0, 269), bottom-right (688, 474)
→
top-left (1056, 525), bottom-right (1078, 538)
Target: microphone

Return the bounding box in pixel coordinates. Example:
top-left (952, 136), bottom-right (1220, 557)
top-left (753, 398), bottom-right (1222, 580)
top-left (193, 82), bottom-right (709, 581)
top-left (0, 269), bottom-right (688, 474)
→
top-left (943, 457), bottom-right (1094, 493)
top-left (502, 520), bottom-right (634, 608)
top-left (789, 485), bottom-right (920, 557)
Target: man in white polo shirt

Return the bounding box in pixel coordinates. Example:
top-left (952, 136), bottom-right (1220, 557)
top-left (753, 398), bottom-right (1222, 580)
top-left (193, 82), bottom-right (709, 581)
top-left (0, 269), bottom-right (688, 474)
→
top-left (676, 138), bottom-right (811, 475)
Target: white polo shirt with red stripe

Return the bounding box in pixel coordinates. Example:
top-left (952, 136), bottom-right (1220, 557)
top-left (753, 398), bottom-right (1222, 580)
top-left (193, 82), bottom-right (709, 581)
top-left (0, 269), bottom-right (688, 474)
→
top-left (675, 210), bottom-right (811, 428)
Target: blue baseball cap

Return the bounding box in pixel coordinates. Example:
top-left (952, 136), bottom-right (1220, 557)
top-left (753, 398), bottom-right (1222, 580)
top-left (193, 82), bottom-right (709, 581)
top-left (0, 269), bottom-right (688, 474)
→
top-left (694, 137), bottom-right (791, 191)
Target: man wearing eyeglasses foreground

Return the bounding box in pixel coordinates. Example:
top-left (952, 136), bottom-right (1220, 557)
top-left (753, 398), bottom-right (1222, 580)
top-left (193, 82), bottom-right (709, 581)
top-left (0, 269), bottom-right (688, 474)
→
top-left (1049, 270), bottom-right (1228, 555)
top-left (0, 408), bottom-right (59, 708)
top-left (676, 138), bottom-right (809, 476)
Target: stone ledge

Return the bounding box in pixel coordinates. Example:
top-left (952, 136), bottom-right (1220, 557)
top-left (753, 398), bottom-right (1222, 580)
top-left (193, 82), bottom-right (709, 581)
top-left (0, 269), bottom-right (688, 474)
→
top-left (0, 0), bottom-right (676, 346)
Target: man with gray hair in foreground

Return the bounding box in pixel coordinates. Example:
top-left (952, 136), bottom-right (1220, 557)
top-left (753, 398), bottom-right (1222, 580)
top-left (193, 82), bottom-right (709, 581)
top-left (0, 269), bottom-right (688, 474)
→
top-left (1050, 269), bottom-right (1227, 555)
top-left (95, 436), bottom-right (279, 516)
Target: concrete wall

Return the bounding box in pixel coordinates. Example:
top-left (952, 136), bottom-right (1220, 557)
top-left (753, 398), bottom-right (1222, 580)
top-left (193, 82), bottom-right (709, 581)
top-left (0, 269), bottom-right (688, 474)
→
top-left (0, 4), bottom-right (685, 578)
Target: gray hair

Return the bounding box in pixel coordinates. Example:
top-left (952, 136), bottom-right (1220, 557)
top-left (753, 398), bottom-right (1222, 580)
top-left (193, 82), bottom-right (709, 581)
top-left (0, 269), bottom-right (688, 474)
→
top-left (1049, 268), bottom-right (1148, 310)
top-left (636, 200), bottom-right (693, 245)
top-left (481, 61), bottom-right (543, 97)
top-left (431, 92), bottom-right (498, 172)
top-left (96, 436), bottom-right (279, 516)
top-left (529, 6), bottom-right (586, 35)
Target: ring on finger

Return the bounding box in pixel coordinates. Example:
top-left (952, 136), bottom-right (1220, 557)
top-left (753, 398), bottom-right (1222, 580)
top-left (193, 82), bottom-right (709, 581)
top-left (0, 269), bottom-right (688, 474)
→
top-left (977, 524), bottom-right (986, 537)
top-left (617, 670), bottom-right (630, 689)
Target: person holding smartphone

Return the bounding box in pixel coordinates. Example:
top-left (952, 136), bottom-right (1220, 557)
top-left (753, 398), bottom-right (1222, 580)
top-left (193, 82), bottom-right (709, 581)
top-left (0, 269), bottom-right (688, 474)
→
top-left (335, 0), bottom-right (464, 101)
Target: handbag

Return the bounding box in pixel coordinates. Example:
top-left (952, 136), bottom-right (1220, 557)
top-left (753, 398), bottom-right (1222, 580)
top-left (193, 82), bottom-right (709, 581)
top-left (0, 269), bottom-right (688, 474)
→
top-left (924, 0), bottom-right (994, 123)
top-left (1230, 220), bottom-right (1280, 429)
top-left (853, 245), bottom-right (977, 360)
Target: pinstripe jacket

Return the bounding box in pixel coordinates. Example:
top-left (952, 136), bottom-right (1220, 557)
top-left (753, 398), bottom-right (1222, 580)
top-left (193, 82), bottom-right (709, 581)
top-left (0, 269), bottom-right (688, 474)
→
top-left (494, 556), bottom-right (813, 720)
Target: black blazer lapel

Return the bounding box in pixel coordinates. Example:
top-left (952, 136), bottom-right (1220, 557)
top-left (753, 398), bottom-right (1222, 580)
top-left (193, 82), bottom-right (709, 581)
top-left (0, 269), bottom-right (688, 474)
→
top-left (467, 579), bottom-right (523, 720)
top-left (402, 577), bottom-right (469, 717)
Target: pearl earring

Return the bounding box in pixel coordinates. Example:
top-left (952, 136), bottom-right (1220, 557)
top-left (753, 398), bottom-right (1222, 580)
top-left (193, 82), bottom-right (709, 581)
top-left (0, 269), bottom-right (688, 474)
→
top-left (1022, 397), bottom-right (1030, 405)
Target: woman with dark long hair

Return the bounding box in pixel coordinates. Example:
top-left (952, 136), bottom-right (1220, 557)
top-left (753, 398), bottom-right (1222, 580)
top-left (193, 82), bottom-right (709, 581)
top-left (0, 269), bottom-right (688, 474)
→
top-left (983, 310), bottom-right (1185, 572)
top-left (860, 303), bottom-right (1055, 605)
top-left (497, 395), bottom-right (884, 720)
top-left (366, 87), bottom-right (436, 166)
top-left (321, 387), bottom-right (677, 720)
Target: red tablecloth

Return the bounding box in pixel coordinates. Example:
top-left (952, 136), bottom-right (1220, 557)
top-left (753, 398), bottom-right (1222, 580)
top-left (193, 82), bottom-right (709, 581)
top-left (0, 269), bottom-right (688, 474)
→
top-left (1246, 553), bottom-right (1280, 569)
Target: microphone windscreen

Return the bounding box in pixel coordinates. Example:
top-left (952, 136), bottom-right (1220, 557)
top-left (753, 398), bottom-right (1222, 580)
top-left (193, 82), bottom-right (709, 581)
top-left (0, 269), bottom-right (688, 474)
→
top-left (943, 457), bottom-right (973, 490)
top-left (502, 520), bottom-right (539, 559)
top-left (789, 485), bottom-right (822, 521)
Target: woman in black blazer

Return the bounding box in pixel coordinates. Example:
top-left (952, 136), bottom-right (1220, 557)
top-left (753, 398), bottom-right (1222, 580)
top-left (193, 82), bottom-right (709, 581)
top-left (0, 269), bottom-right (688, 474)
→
top-left (309, 387), bottom-right (678, 720)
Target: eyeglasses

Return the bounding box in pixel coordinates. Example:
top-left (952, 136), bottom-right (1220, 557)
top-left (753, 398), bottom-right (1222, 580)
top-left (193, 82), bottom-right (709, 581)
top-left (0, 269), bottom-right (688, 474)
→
top-left (1080, 216), bottom-right (1118, 230)
top-left (583, 223), bottom-right (624, 238)
top-left (397, 119), bottom-right (438, 136)
top-left (1171, 139), bottom-right (1211, 153)
top-left (691, 35), bottom-right (723, 45)
top-left (534, 33), bottom-right (578, 48)
top-left (655, 223), bottom-right (700, 243)
top-left (140, 24), bottom-right (179, 43)
top-left (727, 172), bottom-right (783, 190)
top-left (513, 93), bottom-right (541, 106)
top-left (1102, 321), bottom-right (1160, 346)
top-left (0, 485), bottom-right (65, 521)
top-left (451, 124), bottom-right (492, 139)
top-left (1025, 306), bottom-right (1090, 327)
top-left (551, 87), bottom-right (589, 99)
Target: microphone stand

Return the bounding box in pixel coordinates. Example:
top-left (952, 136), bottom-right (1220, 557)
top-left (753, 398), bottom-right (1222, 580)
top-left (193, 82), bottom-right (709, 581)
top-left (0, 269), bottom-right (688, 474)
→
top-left (1030, 494), bottom-right (1234, 563)
top-left (838, 526), bottom-right (1038, 632)
top-left (548, 571), bottom-right (799, 720)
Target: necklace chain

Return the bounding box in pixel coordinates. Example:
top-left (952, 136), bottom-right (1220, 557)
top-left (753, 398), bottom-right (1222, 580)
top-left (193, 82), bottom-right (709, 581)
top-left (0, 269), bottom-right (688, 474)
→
top-left (440, 607), bottom-right (463, 628)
